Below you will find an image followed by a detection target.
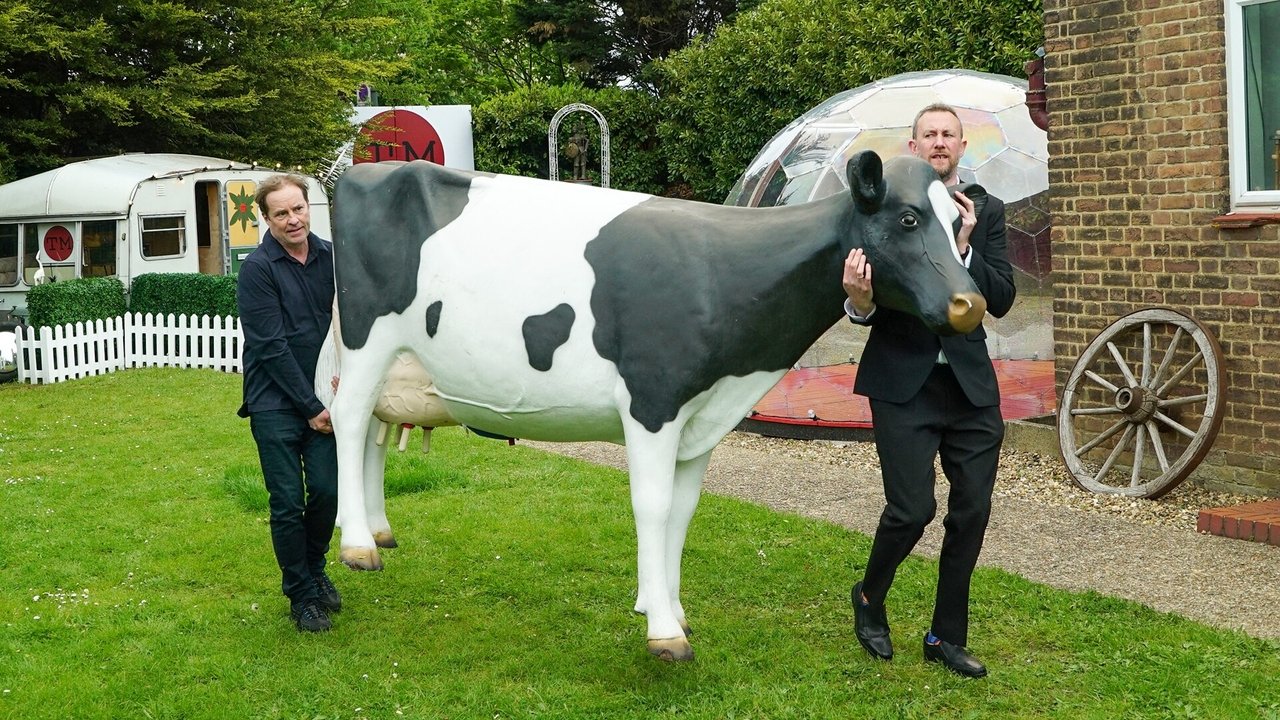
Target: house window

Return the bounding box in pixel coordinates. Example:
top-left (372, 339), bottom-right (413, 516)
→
top-left (1227, 0), bottom-right (1280, 210)
top-left (140, 215), bottom-right (185, 258)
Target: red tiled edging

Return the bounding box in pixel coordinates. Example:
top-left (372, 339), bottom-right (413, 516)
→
top-left (1197, 500), bottom-right (1280, 546)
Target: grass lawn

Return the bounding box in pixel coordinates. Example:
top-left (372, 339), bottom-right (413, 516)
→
top-left (1, 368), bottom-right (1277, 719)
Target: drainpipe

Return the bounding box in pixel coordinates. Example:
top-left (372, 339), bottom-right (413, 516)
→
top-left (1025, 46), bottom-right (1049, 132)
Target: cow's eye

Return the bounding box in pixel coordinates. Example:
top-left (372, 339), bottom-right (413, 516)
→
top-left (900, 213), bottom-right (919, 229)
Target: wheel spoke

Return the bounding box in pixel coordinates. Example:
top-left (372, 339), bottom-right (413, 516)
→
top-left (1106, 340), bottom-right (1140, 387)
top-left (1157, 393), bottom-right (1208, 408)
top-left (1076, 418), bottom-right (1128, 455)
top-left (1085, 369), bottom-right (1120, 393)
top-left (1129, 424), bottom-right (1146, 487)
top-left (1148, 327), bottom-right (1185, 390)
top-left (1156, 350), bottom-right (1204, 397)
top-left (1093, 424), bottom-right (1136, 482)
top-left (1070, 406), bottom-right (1123, 416)
top-left (1145, 419), bottom-right (1171, 472)
top-left (1154, 410), bottom-right (1197, 440)
top-left (1141, 322), bottom-right (1153, 386)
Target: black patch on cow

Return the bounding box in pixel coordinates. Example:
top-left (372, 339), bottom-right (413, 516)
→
top-left (332, 161), bottom-right (491, 349)
top-left (425, 300), bottom-right (443, 337)
top-left (585, 196), bottom-right (858, 433)
top-left (522, 303), bottom-right (575, 371)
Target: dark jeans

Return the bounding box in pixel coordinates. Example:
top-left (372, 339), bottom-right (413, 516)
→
top-left (862, 364), bottom-right (1004, 647)
top-left (249, 410), bottom-right (338, 604)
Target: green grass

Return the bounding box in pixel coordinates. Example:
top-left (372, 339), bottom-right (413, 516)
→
top-left (1, 368), bottom-right (1278, 719)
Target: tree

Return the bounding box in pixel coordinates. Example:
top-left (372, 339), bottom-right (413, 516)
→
top-left (0, 0), bottom-right (402, 181)
top-left (510, 0), bottom-right (761, 91)
top-left (366, 0), bottom-right (551, 106)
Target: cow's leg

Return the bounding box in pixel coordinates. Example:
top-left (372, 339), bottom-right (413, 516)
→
top-left (332, 352), bottom-right (390, 571)
top-left (362, 420), bottom-right (397, 549)
top-left (624, 423), bottom-right (693, 661)
top-left (665, 449), bottom-right (711, 637)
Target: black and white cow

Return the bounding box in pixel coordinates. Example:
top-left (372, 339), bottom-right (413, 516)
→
top-left (325, 151), bottom-right (985, 661)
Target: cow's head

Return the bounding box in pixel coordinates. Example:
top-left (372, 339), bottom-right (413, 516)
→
top-left (846, 151), bottom-right (987, 336)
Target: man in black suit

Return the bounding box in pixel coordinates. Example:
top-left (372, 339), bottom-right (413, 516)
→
top-left (842, 103), bottom-right (1016, 678)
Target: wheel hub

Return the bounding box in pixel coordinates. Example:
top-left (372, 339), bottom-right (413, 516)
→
top-left (1115, 386), bottom-right (1157, 423)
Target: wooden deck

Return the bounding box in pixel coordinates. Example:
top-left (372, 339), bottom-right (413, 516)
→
top-left (744, 359), bottom-right (1057, 438)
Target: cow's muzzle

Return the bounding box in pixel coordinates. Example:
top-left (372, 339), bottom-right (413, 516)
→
top-left (948, 293), bottom-right (987, 335)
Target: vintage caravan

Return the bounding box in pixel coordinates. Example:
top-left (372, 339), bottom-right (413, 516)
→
top-left (0, 153), bottom-right (331, 380)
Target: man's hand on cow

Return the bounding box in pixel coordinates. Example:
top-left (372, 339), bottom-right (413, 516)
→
top-left (953, 190), bottom-right (976, 257)
top-left (309, 408), bottom-right (334, 434)
top-left (843, 248), bottom-right (875, 317)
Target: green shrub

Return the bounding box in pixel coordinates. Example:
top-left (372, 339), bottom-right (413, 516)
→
top-left (25, 276), bottom-right (127, 329)
top-left (473, 84), bottom-right (669, 196)
top-left (129, 273), bottom-right (239, 319)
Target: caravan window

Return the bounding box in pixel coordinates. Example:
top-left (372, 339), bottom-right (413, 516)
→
top-left (0, 224), bottom-right (16, 287)
top-left (140, 215), bottom-right (185, 258)
top-left (81, 220), bottom-right (117, 277)
top-left (22, 225), bottom-right (38, 284)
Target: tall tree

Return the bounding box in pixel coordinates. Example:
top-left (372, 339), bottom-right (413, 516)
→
top-left (371, 0), bottom-right (571, 106)
top-left (0, 0), bottom-right (401, 181)
top-left (511, 0), bottom-right (759, 91)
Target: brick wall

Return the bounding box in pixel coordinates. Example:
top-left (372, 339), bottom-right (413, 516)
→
top-left (1045, 0), bottom-right (1280, 494)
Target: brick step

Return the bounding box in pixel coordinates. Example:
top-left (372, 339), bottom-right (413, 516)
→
top-left (1197, 500), bottom-right (1280, 546)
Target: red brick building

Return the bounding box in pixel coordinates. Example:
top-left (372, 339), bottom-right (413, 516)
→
top-left (1044, 0), bottom-right (1280, 494)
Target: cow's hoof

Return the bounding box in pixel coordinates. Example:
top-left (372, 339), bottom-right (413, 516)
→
top-left (340, 547), bottom-right (383, 571)
top-left (647, 637), bottom-right (694, 662)
top-left (373, 531), bottom-right (398, 549)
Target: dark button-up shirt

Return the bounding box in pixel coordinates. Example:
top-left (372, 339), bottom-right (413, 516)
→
top-left (236, 231), bottom-right (335, 419)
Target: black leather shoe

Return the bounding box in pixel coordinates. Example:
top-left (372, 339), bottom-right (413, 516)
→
top-left (851, 581), bottom-right (892, 660)
top-left (923, 636), bottom-right (987, 678)
top-left (314, 572), bottom-right (342, 613)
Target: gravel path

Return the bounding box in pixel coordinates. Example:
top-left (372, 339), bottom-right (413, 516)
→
top-left (524, 432), bottom-right (1280, 641)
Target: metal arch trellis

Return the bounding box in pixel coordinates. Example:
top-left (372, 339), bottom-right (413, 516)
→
top-left (548, 103), bottom-right (611, 188)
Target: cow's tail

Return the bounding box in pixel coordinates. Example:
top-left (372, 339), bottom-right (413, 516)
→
top-left (315, 306), bottom-right (341, 407)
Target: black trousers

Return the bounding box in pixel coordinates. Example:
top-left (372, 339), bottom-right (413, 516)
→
top-left (249, 410), bottom-right (338, 604)
top-left (862, 364), bottom-right (1004, 646)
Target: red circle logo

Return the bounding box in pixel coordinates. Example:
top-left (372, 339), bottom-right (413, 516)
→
top-left (44, 225), bottom-right (73, 262)
top-left (354, 110), bottom-right (446, 165)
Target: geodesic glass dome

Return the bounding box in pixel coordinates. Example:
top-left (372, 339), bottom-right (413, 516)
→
top-left (727, 69), bottom-right (1052, 366)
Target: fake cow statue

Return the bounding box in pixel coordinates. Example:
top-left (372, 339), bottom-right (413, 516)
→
top-left (324, 151), bottom-right (986, 661)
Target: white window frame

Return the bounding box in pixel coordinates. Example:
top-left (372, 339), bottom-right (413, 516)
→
top-left (139, 214), bottom-right (187, 260)
top-left (1226, 0), bottom-right (1280, 211)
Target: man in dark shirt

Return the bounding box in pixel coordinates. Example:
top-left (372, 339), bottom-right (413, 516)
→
top-left (236, 173), bottom-right (341, 633)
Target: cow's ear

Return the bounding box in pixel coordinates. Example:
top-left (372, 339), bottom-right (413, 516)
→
top-left (846, 151), bottom-right (885, 213)
top-left (953, 182), bottom-right (988, 219)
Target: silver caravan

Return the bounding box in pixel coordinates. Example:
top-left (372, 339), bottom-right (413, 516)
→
top-left (0, 153), bottom-right (331, 380)
top-left (0, 153), bottom-right (331, 322)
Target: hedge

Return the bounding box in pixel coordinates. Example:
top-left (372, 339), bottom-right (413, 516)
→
top-left (25, 276), bottom-right (127, 330)
top-left (128, 273), bottom-right (238, 319)
top-left (24, 272), bottom-right (238, 329)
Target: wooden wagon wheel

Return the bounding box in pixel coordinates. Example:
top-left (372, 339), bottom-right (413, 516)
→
top-left (1057, 307), bottom-right (1225, 499)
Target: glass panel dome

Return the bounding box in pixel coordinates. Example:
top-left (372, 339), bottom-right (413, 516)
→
top-left (726, 69), bottom-right (1052, 367)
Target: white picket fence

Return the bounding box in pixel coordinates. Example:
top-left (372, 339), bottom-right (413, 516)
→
top-left (14, 313), bottom-right (242, 384)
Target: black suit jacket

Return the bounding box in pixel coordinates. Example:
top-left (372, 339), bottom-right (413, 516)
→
top-left (852, 192), bottom-right (1016, 408)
